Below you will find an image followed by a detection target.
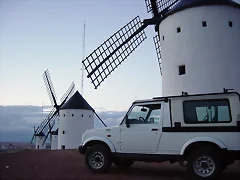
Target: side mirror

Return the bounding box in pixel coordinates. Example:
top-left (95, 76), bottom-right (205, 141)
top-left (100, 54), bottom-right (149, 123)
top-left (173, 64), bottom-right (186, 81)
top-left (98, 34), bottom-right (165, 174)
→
top-left (125, 115), bottom-right (130, 128)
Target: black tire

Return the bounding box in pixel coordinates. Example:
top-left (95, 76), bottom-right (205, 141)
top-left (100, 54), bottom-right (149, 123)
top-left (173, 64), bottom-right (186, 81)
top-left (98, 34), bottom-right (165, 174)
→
top-left (187, 147), bottom-right (223, 180)
top-left (113, 158), bottom-right (134, 169)
top-left (85, 144), bottom-right (112, 173)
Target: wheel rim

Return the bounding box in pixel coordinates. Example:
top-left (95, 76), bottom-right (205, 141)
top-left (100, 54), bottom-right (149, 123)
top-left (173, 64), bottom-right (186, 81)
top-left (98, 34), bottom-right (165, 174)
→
top-left (88, 152), bottom-right (104, 169)
top-left (193, 155), bottom-right (215, 177)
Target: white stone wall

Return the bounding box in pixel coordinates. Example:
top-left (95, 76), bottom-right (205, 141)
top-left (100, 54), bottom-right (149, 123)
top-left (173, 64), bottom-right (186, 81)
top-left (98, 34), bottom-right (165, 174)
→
top-left (159, 5), bottom-right (240, 96)
top-left (58, 109), bottom-right (94, 149)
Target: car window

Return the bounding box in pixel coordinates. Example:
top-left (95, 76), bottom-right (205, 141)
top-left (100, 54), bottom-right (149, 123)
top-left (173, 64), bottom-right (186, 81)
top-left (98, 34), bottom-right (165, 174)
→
top-left (127, 103), bottom-right (161, 124)
top-left (183, 99), bottom-right (231, 124)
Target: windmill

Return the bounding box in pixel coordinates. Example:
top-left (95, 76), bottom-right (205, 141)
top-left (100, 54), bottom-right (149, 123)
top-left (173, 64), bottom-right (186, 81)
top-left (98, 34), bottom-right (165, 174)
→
top-left (82, 0), bottom-right (180, 89)
top-left (30, 69), bottom-right (75, 147)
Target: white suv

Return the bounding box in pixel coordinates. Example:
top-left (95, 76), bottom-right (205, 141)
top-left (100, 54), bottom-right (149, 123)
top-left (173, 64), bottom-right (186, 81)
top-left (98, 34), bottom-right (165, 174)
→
top-left (79, 91), bottom-right (240, 180)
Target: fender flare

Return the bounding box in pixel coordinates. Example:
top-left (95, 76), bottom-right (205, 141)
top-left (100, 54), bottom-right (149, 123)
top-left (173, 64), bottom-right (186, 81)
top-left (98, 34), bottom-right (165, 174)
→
top-left (180, 137), bottom-right (227, 155)
top-left (82, 136), bottom-right (116, 152)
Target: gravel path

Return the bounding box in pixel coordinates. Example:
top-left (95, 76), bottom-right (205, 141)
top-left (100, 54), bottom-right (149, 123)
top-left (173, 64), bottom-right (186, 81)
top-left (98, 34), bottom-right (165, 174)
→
top-left (0, 149), bottom-right (239, 180)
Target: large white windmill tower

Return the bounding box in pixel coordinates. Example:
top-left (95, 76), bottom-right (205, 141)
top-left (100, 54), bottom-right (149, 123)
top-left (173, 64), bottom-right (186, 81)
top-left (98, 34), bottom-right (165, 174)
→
top-left (80, 0), bottom-right (240, 97)
top-left (158, 0), bottom-right (240, 96)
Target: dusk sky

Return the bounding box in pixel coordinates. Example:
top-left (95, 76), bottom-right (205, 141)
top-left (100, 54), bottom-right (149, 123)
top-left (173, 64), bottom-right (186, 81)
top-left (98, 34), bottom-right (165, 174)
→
top-left (1, 0), bottom-right (240, 111)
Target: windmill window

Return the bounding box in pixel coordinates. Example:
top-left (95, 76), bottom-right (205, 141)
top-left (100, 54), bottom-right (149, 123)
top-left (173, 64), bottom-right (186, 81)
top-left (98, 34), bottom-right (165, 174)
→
top-left (89, 115), bottom-right (91, 118)
top-left (61, 145), bottom-right (65, 149)
top-left (72, 114), bottom-right (74, 117)
top-left (64, 114), bottom-right (65, 117)
top-left (177, 27), bottom-right (181, 33)
top-left (62, 131), bottom-right (65, 134)
top-left (202, 21), bottom-right (207, 27)
top-left (82, 114), bottom-right (83, 117)
top-left (179, 65), bottom-right (186, 75)
top-left (162, 36), bottom-right (164, 41)
top-left (229, 21), bottom-right (232, 27)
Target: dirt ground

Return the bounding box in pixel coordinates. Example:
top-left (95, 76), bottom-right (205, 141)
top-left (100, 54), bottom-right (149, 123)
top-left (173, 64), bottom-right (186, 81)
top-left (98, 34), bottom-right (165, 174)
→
top-left (0, 149), bottom-right (239, 180)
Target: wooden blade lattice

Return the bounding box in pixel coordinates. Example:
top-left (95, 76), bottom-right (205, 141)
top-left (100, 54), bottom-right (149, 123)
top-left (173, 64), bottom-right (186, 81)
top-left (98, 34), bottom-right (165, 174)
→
top-left (82, 16), bottom-right (147, 89)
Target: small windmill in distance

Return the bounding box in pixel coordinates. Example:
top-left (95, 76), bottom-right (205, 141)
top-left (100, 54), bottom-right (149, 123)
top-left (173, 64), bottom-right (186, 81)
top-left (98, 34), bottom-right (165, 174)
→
top-left (30, 69), bottom-right (75, 148)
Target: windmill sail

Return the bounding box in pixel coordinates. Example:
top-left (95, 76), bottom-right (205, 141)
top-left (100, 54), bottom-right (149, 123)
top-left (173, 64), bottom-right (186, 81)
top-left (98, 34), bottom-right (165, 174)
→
top-left (60, 82), bottom-right (75, 105)
top-left (82, 16), bottom-right (148, 89)
top-left (30, 108), bottom-right (57, 144)
top-left (153, 34), bottom-right (162, 75)
top-left (145, 0), bottom-right (180, 17)
top-left (144, 0), bottom-right (179, 75)
top-left (43, 69), bottom-right (58, 106)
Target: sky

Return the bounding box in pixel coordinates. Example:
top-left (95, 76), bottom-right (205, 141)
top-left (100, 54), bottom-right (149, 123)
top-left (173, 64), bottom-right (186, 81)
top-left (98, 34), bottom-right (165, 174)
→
top-left (0, 0), bottom-right (163, 111)
top-left (1, 0), bottom-right (240, 111)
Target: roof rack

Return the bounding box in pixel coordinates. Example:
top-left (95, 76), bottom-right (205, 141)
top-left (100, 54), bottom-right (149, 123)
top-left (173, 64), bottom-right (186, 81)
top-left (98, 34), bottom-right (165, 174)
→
top-left (152, 90), bottom-right (238, 100)
top-left (223, 88), bottom-right (234, 93)
top-left (182, 91), bottom-right (189, 96)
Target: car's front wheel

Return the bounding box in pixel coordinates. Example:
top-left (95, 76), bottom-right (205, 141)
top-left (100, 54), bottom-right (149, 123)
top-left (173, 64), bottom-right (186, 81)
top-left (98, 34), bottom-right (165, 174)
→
top-left (85, 144), bottom-right (112, 173)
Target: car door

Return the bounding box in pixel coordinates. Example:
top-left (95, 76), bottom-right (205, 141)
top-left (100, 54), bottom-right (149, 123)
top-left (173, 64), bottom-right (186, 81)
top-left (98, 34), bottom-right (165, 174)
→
top-left (120, 102), bottom-right (163, 154)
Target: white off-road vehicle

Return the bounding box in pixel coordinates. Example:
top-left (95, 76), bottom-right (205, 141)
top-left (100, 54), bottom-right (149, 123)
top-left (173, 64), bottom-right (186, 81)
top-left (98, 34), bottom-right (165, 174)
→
top-left (79, 90), bottom-right (240, 179)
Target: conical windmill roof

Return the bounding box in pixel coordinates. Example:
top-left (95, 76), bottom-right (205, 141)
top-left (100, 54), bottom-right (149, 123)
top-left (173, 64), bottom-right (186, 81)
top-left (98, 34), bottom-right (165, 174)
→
top-left (60, 91), bottom-right (94, 111)
top-left (162, 0), bottom-right (240, 21)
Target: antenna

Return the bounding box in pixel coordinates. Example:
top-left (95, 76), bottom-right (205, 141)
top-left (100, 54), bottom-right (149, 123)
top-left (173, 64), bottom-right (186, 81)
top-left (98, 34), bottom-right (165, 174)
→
top-left (41, 102), bottom-right (44, 121)
top-left (81, 21), bottom-right (86, 95)
top-left (82, 0), bottom-right (180, 89)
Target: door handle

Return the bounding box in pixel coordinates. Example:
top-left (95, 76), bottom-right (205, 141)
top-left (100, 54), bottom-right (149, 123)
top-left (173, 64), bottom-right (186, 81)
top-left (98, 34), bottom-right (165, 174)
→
top-left (151, 128), bottom-right (158, 131)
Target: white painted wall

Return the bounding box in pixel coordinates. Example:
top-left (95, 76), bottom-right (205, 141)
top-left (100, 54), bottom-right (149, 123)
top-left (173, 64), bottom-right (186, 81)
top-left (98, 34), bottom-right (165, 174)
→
top-left (51, 135), bottom-right (58, 150)
top-left (158, 131), bottom-right (240, 155)
top-left (58, 109), bottom-right (94, 149)
top-left (159, 5), bottom-right (240, 96)
top-left (35, 136), bottom-right (46, 149)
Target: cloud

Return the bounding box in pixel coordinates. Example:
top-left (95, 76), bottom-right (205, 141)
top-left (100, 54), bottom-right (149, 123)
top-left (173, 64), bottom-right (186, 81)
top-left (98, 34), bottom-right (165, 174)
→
top-left (0, 105), bottom-right (126, 142)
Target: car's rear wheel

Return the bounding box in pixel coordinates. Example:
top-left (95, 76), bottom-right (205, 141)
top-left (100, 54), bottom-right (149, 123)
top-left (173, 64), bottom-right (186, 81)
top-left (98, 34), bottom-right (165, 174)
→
top-left (187, 147), bottom-right (223, 180)
top-left (85, 144), bottom-right (112, 173)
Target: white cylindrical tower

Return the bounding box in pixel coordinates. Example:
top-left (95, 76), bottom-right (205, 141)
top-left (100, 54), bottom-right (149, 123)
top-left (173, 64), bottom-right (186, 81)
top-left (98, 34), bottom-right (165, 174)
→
top-left (50, 129), bottom-right (58, 150)
top-left (159, 0), bottom-right (240, 96)
top-left (35, 133), bottom-right (46, 149)
top-left (58, 91), bottom-right (94, 150)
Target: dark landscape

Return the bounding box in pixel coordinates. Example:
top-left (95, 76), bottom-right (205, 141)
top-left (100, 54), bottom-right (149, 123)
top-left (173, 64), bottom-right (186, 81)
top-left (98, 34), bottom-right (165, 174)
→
top-left (0, 142), bottom-right (35, 151)
top-left (0, 149), bottom-right (239, 180)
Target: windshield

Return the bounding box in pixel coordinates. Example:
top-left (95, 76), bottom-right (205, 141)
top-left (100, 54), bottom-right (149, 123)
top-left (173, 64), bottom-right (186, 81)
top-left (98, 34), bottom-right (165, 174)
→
top-left (126, 103), bottom-right (161, 124)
